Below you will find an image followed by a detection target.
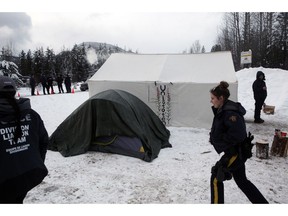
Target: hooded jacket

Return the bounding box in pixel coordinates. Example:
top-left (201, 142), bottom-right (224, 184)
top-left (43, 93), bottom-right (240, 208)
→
top-left (210, 100), bottom-right (247, 154)
top-left (0, 97), bottom-right (48, 193)
top-left (252, 71), bottom-right (267, 101)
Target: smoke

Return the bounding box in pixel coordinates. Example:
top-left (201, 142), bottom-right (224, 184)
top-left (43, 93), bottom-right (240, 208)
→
top-left (86, 48), bottom-right (98, 65)
top-left (0, 12), bottom-right (32, 53)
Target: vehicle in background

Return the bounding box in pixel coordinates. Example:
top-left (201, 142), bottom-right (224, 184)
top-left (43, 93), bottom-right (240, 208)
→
top-left (80, 82), bottom-right (88, 91)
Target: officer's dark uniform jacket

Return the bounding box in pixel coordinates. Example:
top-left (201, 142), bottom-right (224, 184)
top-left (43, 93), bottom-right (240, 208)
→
top-left (210, 100), bottom-right (247, 155)
top-left (252, 71), bottom-right (267, 102)
top-left (0, 97), bottom-right (48, 194)
top-left (209, 100), bottom-right (269, 204)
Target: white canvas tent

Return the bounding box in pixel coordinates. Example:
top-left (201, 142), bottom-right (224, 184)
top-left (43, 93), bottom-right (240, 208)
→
top-left (88, 51), bottom-right (237, 129)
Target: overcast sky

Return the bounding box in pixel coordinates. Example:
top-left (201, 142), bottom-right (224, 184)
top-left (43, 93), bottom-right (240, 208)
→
top-left (1, 0), bottom-right (286, 55)
top-left (0, 12), bottom-right (224, 54)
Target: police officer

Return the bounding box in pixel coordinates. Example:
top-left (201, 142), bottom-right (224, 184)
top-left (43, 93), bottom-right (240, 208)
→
top-left (40, 74), bottom-right (48, 95)
top-left (64, 74), bottom-right (71, 93)
top-left (47, 75), bottom-right (54, 94)
top-left (56, 74), bottom-right (64, 93)
top-left (29, 74), bottom-right (36, 96)
top-left (209, 81), bottom-right (268, 204)
top-left (0, 76), bottom-right (48, 203)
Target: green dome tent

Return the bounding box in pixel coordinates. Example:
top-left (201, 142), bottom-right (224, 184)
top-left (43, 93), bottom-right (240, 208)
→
top-left (48, 89), bottom-right (172, 162)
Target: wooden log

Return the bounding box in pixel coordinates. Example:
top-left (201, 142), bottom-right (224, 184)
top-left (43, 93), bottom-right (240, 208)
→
top-left (270, 135), bottom-right (288, 157)
top-left (256, 140), bottom-right (269, 159)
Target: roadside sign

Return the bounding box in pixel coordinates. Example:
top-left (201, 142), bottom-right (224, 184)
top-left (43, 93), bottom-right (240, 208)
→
top-left (241, 50), bottom-right (252, 64)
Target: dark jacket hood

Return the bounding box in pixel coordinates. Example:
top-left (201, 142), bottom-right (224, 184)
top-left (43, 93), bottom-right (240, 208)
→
top-left (212, 100), bottom-right (246, 117)
top-left (256, 71), bottom-right (266, 80)
top-left (223, 100), bottom-right (246, 116)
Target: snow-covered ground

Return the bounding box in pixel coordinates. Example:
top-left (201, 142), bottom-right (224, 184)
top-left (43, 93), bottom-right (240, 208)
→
top-left (10, 67), bottom-right (288, 211)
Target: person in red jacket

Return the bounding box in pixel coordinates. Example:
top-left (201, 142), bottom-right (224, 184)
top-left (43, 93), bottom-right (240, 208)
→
top-left (0, 75), bottom-right (48, 203)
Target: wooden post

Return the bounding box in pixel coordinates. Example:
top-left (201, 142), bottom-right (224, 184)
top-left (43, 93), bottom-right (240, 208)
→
top-left (270, 135), bottom-right (288, 157)
top-left (256, 140), bottom-right (269, 159)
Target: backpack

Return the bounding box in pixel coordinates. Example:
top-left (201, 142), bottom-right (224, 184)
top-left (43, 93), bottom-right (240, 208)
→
top-left (240, 132), bottom-right (254, 160)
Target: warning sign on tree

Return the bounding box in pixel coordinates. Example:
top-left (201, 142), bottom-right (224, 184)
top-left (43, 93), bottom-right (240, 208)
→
top-left (241, 50), bottom-right (252, 64)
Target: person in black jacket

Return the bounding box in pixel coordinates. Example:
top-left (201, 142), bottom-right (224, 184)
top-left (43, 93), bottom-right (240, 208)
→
top-left (40, 74), bottom-right (48, 95)
top-left (47, 75), bottom-right (54, 94)
top-left (252, 71), bottom-right (267, 123)
top-left (64, 74), bottom-right (71, 93)
top-left (209, 81), bottom-right (268, 204)
top-left (56, 74), bottom-right (64, 93)
top-left (0, 76), bottom-right (48, 204)
top-left (29, 74), bottom-right (36, 96)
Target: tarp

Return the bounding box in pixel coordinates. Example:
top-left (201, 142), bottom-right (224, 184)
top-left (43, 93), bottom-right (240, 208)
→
top-left (48, 89), bottom-right (172, 162)
top-left (88, 51), bottom-right (237, 129)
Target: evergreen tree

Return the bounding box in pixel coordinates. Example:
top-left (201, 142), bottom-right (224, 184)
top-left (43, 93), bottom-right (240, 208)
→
top-left (33, 47), bottom-right (45, 77)
top-left (26, 49), bottom-right (33, 75)
top-left (56, 49), bottom-right (73, 76)
top-left (71, 44), bottom-right (90, 82)
top-left (2, 42), bottom-right (127, 85)
top-left (211, 44), bottom-right (222, 52)
top-left (274, 12), bottom-right (288, 68)
top-left (44, 47), bottom-right (56, 76)
top-left (19, 50), bottom-right (28, 76)
top-left (217, 12), bottom-right (288, 70)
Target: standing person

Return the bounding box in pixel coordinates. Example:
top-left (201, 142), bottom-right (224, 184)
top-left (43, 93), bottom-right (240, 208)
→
top-left (64, 74), bottom-right (71, 93)
top-left (40, 74), bottom-right (48, 95)
top-left (56, 74), bottom-right (64, 93)
top-left (0, 76), bottom-right (48, 204)
top-left (209, 81), bottom-right (268, 204)
top-left (252, 71), bottom-right (267, 123)
top-left (29, 74), bottom-right (36, 96)
top-left (47, 75), bottom-right (54, 94)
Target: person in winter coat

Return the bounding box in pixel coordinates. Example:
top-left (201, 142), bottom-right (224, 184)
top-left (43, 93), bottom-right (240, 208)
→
top-left (47, 76), bottom-right (54, 94)
top-left (40, 74), bottom-right (48, 95)
top-left (252, 71), bottom-right (267, 123)
top-left (29, 74), bottom-right (36, 96)
top-left (209, 81), bottom-right (268, 204)
top-left (56, 75), bottom-right (64, 93)
top-left (64, 74), bottom-right (71, 93)
top-left (0, 76), bottom-right (48, 204)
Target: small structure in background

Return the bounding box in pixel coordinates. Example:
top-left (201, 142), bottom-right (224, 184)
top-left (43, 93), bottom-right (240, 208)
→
top-left (240, 50), bottom-right (252, 68)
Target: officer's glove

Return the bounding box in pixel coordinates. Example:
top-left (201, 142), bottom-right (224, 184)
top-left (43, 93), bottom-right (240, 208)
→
top-left (217, 166), bottom-right (232, 182)
top-left (212, 161), bottom-right (232, 182)
top-left (216, 166), bottom-right (225, 182)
